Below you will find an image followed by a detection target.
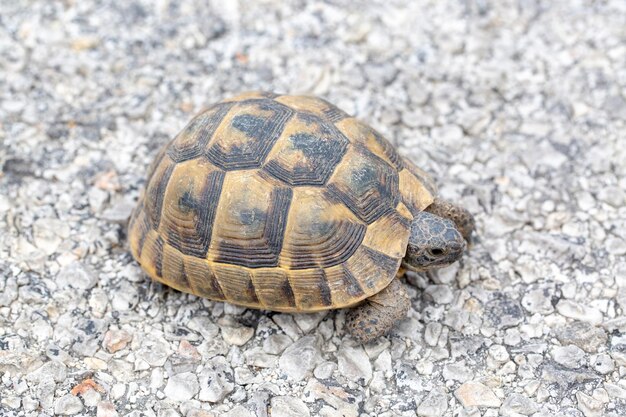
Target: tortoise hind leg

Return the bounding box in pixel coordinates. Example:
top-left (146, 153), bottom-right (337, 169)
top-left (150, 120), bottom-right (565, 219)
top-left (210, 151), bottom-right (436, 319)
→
top-left (425, 198), bottom-right (475, 243)
top-left (345, 279), bottom-right (410, 343)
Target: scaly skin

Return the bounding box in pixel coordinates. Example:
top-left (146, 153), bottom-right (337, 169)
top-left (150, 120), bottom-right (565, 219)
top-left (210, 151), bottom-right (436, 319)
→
top-left (425, 198), bottom-right (475, 243)
top-left (345, 278), bottom-right (410, 343)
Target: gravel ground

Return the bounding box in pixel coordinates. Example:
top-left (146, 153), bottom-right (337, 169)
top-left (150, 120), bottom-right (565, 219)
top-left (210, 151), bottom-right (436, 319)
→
top-left (1, 1), bottom-right (625, 416)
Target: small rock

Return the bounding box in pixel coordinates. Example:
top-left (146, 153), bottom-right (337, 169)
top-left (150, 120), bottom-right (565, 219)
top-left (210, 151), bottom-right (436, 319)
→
top-left (54, 394), bottom-right (84, 415)
top-left (220, 325), bottom-right (254, 346)
top-left (100, 198), bottom-right (134, 223)
top-left (293, 312), bottom-right (327, 333)
top-left (576, 391), bottom-right (604, 417)
top-left (137, 336), bottom-right (171, 367)
top-left (187, 316), bottom-right (220, 340)
top-left (1, 396), bottom-right (20, 409)
top-left (263, 334), bottom-right (293, 355)
top-left (244, 347), bottom-right (278, 368)
top-left (484, 296), bottom-right (524, 328)
top-left (272, 314), bottom-right (302, 340)
top-left (442, 361), bottom-right (474, 382)
top-left (424, 322), bottom-right (443, 346)
top-left (111, 384), bottom-right (126, 400)
top-left (27, 360), bottom-right (67, 383)
top-left (35, 375), bottom-right (56, 410)
top-left (417, 388), bottom-right (448, 416)
top-left (556, 300), bottom-right (603, 325)
top-left (279, 335), bottom-right (322, 381)
top-left (454, 381), bottom-right (501, 408)
top-left (270, 396), bottom-right (311, 417)
top-left (198, 356), bottom-right (234, 402)
top-left (337, 343), bottom-right (372, 385)
top-left (424, 285), bottom-right (454, 304)
top-left (110, 280), bottom-right (138, 311)
top-left (0, 276), bottom-right (18, 306)
top-left (555, 321), bottom-right (608, 353)
top-left (304, 379), bottom-right (360, 417)
top-left (314, 361), bottom-right (337, 380)
top-left (223, 405), bottom-right (255, 417)
top-left (57, 262), bottom-right (98, 290)
top-left (521, 288), bottom-right (554, 314)
top-left (33, 218), bottom-right (70, 255)
top-left (81, 388), bottom-right (102, 407)
top-left (551, 345), bottom-right (586, 369)
top-left (164, 372), bottom-right (199, 401)
top-left (103, 329), bottom-right (132, 353)
top-left (590, 353), bottom-right (614, 374)
top-left (500, 393), bottom-right (539, 416)
top-left (97, 401), bottom-right (119, 417)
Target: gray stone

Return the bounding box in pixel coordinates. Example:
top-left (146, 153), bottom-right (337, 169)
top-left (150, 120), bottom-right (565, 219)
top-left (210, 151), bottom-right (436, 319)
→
top-left (555, 321), bottom-right (608, 353)
top-left (337, 343), bottom-right (373, 385)
top-left (198, 356), bottom-right (234, 402)
top-left (163, 372), bottom-right (199, 401)
top-left (27, 360), bottom-right (67, 383)
top-left (223, 405), bottom-right (255, 417)
top-left (244, 347), bottom-right (277, 368)
top-left (278, 335), bottom-right (322, 381)
top-left (521, 288), bottom-right (554, 314)
top-left (54, 394), bottom-right (84, 415)
top-left (270, 396), bottom-right (310, 417)
top-left (500, 393), bottom-right (539, 416)
top-left (484, 296), bottom-right (525, 328)
top-left (57, 262), bottom-right (98, 290)
top-left (220, 324), bottom-right (254, 346)
top-left (187, 316), bottom-right (220, 340)
top-left (293, 312), bottom-right (327, 333)
top-left (262, 334), bottom-right (293, 355)
top-left (314, 361), bottom-right (337, 380)
top-left (423, 285), bottom-right (454, 304)
top-left (454, 381), bottom-right (501, 408)
top-left (590, 353), bottom-right (614, 375)
top-left (556, 301), bottom-right (603, 325)
top-left (304, 379), bottom-right (360, 417)
top-left (417, 388), bottom-right (448, 416)
top-left (551, 345), bottom-right (586, 369)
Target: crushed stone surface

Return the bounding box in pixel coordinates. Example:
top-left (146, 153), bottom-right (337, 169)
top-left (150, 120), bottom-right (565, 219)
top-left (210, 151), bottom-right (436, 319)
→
top-left (1, 1), bottom-right (625, 416)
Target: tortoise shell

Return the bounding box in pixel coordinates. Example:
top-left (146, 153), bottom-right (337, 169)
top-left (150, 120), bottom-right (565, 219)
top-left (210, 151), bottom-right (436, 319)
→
top-left (128, 92), bottom-right (437, 312)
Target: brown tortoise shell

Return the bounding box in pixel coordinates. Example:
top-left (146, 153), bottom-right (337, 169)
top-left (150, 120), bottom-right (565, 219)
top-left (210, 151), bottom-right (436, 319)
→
top-left (128, 92), bottom-right (437, 312)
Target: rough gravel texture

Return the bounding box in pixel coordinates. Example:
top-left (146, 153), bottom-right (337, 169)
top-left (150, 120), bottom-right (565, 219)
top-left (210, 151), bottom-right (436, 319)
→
top-left (1, 1), bottom-right (625, 416)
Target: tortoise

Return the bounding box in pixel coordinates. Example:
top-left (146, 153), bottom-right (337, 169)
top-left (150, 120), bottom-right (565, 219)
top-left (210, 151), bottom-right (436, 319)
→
top-left (128, 92), bottom-right (474, 343)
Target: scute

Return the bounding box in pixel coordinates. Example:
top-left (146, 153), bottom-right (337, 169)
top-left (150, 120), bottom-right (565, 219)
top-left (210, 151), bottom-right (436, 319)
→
top-left (205, 99), bottom-right (294, 170)
top-left (128, 92), bottom-right (437, 312)
top-left (263, 112), bottom-right (349, 186)
top-left (209, 170), bottom-right (292, 269)
top-left (326, 146), bottom-right (400, 224)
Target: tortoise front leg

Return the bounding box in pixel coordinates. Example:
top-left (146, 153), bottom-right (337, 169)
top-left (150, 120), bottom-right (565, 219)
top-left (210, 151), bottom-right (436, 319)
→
top-left (425, 198), bottom-right (475, 243)
top-left (345, 279), bottom-right (410, 343)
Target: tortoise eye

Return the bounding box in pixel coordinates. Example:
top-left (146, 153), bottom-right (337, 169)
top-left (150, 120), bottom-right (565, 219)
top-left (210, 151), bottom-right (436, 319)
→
top-left (427, 248), bottom-right (446, 257)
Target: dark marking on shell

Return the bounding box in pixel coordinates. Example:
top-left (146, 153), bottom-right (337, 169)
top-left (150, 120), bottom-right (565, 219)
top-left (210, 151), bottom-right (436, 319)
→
top-left (341, 266), bottom-right (365, 297)
top-left (146, 160), bottom-right (176, 230)
top-left (361, 246), bottom-right (400, 288)
top-left (280, 278), bottom-right (297, 308)
top-left (328, 148), bottom-right (399, 224)
top-left (153, 236), bottom-right (165, 278)
top-left (166, 170), bottom-right (225, 258)
top-left (288, 220), bottom-right (367, 270)
top-left (206, 99), bottom-right (293, 170)
top-left (263, 112), bottom-right (349, 186)
top-left (167, 102), bottom-right (235, 163)
top-left (317, 269), bottom-right (333, 306)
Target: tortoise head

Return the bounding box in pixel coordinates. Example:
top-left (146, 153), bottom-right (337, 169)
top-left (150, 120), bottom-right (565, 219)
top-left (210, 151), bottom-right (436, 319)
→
top-left (403, 211), bottom-right (466, 271)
